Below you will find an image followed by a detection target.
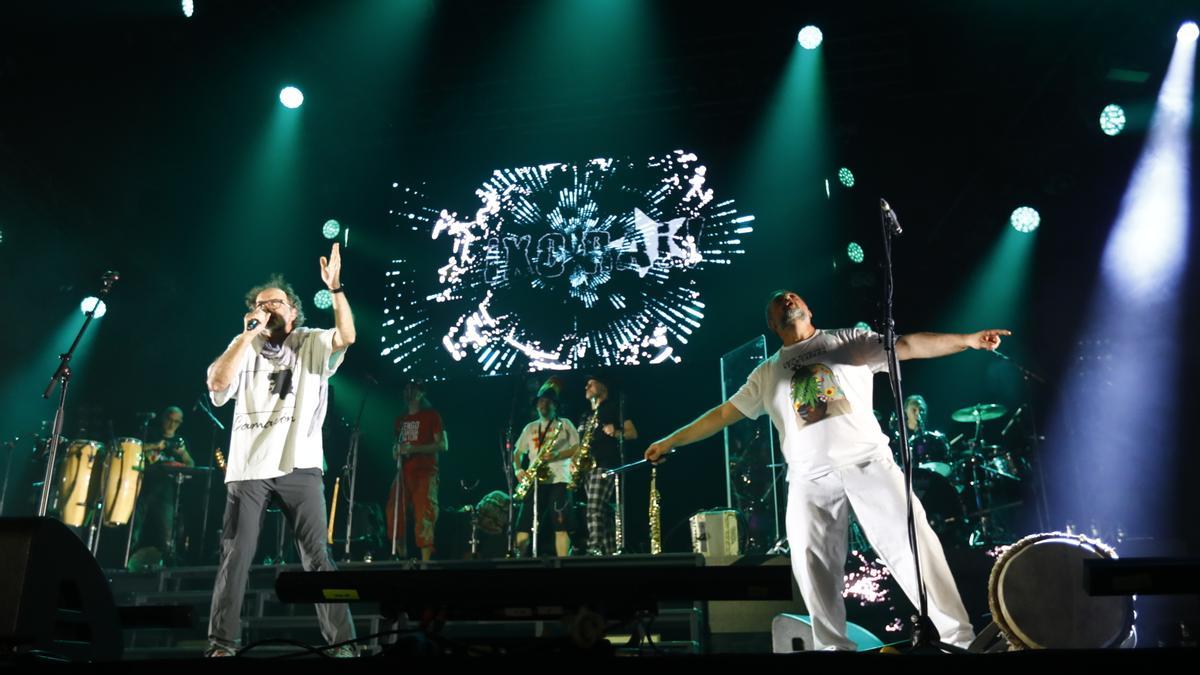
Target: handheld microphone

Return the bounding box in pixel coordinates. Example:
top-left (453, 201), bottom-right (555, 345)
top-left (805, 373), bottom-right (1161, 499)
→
top-left (247, 318), bottom-right (260, 331)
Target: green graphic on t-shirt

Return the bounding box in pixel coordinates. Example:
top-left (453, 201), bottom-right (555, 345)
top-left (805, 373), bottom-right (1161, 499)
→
top-left (790, 363), bottom-right (849, 425)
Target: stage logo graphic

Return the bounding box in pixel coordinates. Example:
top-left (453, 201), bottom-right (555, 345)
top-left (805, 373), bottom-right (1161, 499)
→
top-left (382, 150), bottom-right (755, 376)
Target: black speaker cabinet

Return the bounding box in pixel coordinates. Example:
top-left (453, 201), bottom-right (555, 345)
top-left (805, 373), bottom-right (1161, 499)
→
top-left (0, 518), bottom-right (121, 662)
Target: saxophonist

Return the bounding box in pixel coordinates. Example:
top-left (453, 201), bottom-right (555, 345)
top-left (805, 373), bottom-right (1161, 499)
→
top-left (580, 374), bottom-right (638, 555)
top-left (512, 378), bottom-right (580, 557)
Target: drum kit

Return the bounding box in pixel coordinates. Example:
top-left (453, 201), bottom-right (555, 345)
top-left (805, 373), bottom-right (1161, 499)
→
top-left (890, 402), bottom-right (1030, 547)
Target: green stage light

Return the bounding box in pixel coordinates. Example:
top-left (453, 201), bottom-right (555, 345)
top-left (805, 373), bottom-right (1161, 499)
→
top-left (280, 86), bottom-right (304, 109)
top-left (798, 26), bottom-right (823, 50)
top-left (314, 289), bottom-right (333, 310)
top-left (182, 0), bottom-right (194, 18)
top-left (847, 242), bottom-right (865, 263)
top-left (854, 321), bottom-right (871, 331)
top-left (1010, 206), bottom-right (1041, 233)
top-left (1099, 104), bottom-right (1126, 136)
top-left (838, 167), bottom-right (855, 188)
top-left (322, 219), bottom-right (341, 240)
top-left (80, 297), bottom-right (107, 318)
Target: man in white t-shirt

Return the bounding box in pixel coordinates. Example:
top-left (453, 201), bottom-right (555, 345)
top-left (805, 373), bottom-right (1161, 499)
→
top-left (645, 290), bottom-right (1010, 650)
top-left (512, 378), bottom-right (580, 557)
top-left (203, 243), bottom-right (356, 657)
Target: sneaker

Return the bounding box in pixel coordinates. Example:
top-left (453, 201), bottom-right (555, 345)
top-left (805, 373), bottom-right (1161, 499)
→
top-left (327, 645), bottom-right (359, 658)
top-left (203, 644), bottom-right (236, 657)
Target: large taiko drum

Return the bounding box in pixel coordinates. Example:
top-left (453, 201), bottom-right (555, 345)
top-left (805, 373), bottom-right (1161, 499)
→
top-left (102, 437), bottom-right (145, 526)
top-left (58, 439), bottom-right (104, 527)
top-left (988, 532), bottom-right (1135, 650)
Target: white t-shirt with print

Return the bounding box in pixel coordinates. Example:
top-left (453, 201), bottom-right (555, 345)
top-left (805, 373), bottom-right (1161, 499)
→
top-left (209, 327), bottom-right (345, 482)
top-left (515, 417), bottom-right (581, 485)
top-left (729, 328), bottom-right (892, 478)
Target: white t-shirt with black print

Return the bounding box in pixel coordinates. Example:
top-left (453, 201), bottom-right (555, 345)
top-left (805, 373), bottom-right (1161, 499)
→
top-left (209, 327), bottom-right (344, 482)
top-left (515, 417), bottom-right (581, 485)
top-left (729, 328), bottom-right (892, 479)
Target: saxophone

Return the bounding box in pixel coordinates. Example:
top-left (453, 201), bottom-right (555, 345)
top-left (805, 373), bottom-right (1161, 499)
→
top-left (649, 466), bottom-right (663, 555)
top-left (567, 402), bottom-right (600, 490)
top-left (514, 419), bottom-right (563, 501)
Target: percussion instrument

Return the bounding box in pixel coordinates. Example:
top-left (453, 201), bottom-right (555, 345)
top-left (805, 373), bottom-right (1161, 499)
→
top-left (102, 437), bottom-right (144, 527)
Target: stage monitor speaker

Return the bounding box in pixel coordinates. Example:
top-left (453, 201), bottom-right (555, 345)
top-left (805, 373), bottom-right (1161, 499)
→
top-left (771, 613), bottom-right (883, 652)
top-left (0, 518), bottom-right (122, 662)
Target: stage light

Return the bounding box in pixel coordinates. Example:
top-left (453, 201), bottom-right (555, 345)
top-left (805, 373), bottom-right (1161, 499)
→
top-left (182, 0), bottom-right (194, 18)
top-left (322, 219), bottom-right (341, 240)
top-left (1009, 206), bottom-right (1040, 233)
top-left (847, 242), bottom-right (864, 263)
top-left (838, 167), bottom-right (855, 188)
top-left (1099, 104), bottom-right (1127, 136)
top-left (1045, 22), bottom-right (1194, 542)
top-left (855, 321), bottom-right (871, 331)
top-left (1178, 21), bottom-right (1198, 42)
top-left (80, 297), bottom-right (107, 318)
top-left (280, 86), bottom-right (304, 109)
top-left (314, 289), bottom-right (333, 310)
top-left (798, 26), bottom-right (823, 50)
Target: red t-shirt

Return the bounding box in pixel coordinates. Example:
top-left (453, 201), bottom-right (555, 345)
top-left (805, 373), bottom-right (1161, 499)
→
top-left (394, 409), bottom-right (444, 467)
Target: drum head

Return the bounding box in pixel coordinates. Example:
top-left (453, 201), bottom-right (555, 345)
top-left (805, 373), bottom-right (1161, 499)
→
top-left (912, 468), bottom-right (964, 534)
top-left (909, 431), bottom-right (950, 464)
top-left (989, 533), bottom-right (1133, 649)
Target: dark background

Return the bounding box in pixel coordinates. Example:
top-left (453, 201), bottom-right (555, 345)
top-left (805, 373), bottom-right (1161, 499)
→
top-left (1, 0), bottom-right (1197, 575)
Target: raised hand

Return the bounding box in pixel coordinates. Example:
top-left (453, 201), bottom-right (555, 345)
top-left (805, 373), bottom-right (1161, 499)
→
top-left (320, 242), bottom-right (342, 290)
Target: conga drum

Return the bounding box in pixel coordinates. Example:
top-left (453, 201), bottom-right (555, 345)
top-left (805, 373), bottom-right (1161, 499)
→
top-left (988, 532), bottom-right (1135, 649)
top-left (102, 437), bottom-right (144, 526)
top-left (58, 439), bottom-right (104, 527)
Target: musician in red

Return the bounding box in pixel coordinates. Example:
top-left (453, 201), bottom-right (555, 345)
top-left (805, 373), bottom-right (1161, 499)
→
top-left (385, 381), bottom-right (447, 561)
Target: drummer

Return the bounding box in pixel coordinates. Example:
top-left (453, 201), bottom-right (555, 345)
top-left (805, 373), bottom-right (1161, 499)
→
top-left (129, 406), bottom-right (194, 569)
top-left (903, 395), bottom-right (928, 435)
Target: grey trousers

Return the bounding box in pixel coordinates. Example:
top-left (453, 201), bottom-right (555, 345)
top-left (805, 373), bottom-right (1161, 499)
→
top-left (208, 468), bottom-right (355, 649)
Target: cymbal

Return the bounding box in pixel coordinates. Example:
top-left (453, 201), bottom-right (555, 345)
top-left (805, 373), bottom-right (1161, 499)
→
top-left (951, 403), bottom-right (1007, 423)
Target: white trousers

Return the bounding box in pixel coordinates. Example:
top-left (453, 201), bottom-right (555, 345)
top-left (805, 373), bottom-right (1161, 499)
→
top-left (785, 457), bottom-right (975, 650)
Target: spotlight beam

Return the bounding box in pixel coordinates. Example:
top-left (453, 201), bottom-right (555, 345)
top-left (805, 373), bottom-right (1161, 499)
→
top-left (1045, 25), bottom-right (1195, 538)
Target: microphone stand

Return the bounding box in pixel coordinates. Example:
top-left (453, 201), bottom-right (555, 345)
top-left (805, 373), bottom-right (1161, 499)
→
top-left (0, 437), bottom-right (15, 517)
top-left (390, 434), bottom-right (406, 559)
top-left (987, 350), bottom-right (1051, 531)
top-left (342, 383), bottom-right (370, 562)
top-left (38, 271), bottom-right (118, 517)
top-left (878, 199), bottom-right (961, 653)
top-left (614, 393), bottom-right (627, 554)
top-left (194, 394), bottom-right (225, 563)
top-left (501, 376), bottom-right (522, 558)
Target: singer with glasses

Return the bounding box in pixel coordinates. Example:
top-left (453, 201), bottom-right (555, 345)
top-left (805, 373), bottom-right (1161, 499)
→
top-left (646, 290), bottom-right (1009, 651)
top-left (202, 243), bottom-right (357, 658)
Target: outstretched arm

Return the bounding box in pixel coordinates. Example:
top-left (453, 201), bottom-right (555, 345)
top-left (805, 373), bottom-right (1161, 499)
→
top-left (897, 329), bottom-right (1010, 360)
top-left (644, 401), bottom-right (745, 463)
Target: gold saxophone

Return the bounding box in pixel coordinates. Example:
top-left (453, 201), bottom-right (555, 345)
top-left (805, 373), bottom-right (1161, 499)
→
top-left (567, 402), bottom-right (600, 491)
top-left (649, 466), bottom-right (662, 555)
top-left (514, 419), bottom-right (564, 501)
